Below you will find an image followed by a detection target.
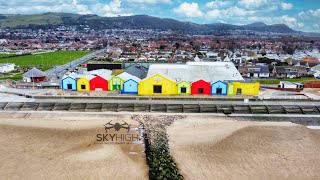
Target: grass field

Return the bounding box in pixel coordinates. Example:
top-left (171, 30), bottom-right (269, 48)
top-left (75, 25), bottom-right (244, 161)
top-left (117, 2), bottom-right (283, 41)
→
top-left (253, 77), bottom-right (320, 84)
top-left (0, 51), bottom-right (92, 66)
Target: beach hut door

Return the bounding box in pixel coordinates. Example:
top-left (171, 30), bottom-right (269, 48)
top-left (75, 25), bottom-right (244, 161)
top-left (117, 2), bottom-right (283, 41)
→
top-left (216, 88), bottom-right (222, 94)
top-left (67, 84), bottom-right (72, 90)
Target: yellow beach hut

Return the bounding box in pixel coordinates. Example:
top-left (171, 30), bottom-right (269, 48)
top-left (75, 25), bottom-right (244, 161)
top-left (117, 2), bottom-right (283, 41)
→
top-left (77, 75), bottom-right (94, 92)
top-left (138, 73), bottom-right (177, 95)
top-left (228, 82), bottom-right (260, 96)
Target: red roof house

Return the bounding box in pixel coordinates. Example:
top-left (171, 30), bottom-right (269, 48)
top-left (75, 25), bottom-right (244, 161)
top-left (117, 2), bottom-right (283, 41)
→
top-left (191, 80), bottom-right (211, 95)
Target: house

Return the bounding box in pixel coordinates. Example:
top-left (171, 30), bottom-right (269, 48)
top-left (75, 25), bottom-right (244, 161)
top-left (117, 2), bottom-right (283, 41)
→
top-left (272, 66), bottom-right (307, 78)
top-left (0, 64), bottom-right (15, 73)
top-left (177, 80), bottom-right (191, 95)
top-left (61, 76), bottom-right (77, 91)
top-left (138, 73), bottom-right (177, 95)
top-left (228, 82), bottom-right (260, 96)
top-left (191, 80), bottom-right (211, 95)
top-left (23, 67), bottom-right (47, 82)
top-left (239, 65), bottom-right (270, 78)
top-left (89, 76), bottom-right (108, 91)
top-left (211, 80), bottom-right (228, 95)
top-left (77, 75), bottom-right (94, 92)
top-left (125, 64), bottom-right (148, 79)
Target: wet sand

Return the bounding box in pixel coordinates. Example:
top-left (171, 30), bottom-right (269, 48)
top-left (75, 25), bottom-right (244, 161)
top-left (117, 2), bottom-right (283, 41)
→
top-left (168, 116), bottom-right (320, 179)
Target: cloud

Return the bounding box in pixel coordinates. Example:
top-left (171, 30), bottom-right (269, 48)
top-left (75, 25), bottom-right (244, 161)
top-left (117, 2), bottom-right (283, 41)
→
top-left (205, 0), bottom-right (232, 9)
top-left (126, 0), bottom-right (171, 4)
top-left (298, 9), bottom-right (320, 20)
top-left (0, 0), bottom-right (91, 14)
top-left (238, 0), bottom-right (268, 9)
top-left (173, 2), bottom-right (203, 18)
top-left (281, 2), bottom-right (293, 10)
top-left (94, 0), bottom-right (132, 17)
top-left (206, 9), bottom-right (221, 18)
top-left (279, 15), bottom-right (304, 28)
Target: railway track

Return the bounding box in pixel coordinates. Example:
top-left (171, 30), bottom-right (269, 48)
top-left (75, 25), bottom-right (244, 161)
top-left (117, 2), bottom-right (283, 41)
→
top-left (1, 102), bottom-right (320, 115)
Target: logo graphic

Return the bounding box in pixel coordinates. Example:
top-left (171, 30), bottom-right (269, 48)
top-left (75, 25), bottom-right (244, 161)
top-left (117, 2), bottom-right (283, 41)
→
top-left (96, 120), bottom-right (144, 144)
top-left (104, 120), bottom-right (131, 133)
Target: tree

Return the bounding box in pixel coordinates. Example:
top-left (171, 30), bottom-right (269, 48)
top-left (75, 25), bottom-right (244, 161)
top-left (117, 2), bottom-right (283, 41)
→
top-left (174, 42), bottom-right (180, 50)
top-left (159, 44), bottom-right (166, 50)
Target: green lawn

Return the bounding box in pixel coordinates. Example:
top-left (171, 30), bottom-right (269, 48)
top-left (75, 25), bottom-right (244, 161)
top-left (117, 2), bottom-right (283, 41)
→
top-left (0, 51), bottom-right (92, 81)
top-left (0, 51), bottom-right (92, 66)
top-left (254, 77), bottom-right (320, 84)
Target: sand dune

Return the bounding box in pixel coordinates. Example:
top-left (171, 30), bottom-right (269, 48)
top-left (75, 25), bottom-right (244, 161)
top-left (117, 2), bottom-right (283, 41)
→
top-left (168, 117), bottom-right (320, 179)
top-left (0, 114), bottom-right (148, 180)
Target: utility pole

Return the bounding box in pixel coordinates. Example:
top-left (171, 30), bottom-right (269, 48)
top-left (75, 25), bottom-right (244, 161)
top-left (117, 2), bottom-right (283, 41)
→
top-left (32, 67), bottom-right (34, 89)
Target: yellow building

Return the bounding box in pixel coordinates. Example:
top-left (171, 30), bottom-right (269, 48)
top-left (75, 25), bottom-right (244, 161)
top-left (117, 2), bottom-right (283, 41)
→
top-left (138, 73), bottom-right (177, 95)
top-left (77, 77), bottom-right (90, 92)
top-left (228, 82), bottom-right (260, 96)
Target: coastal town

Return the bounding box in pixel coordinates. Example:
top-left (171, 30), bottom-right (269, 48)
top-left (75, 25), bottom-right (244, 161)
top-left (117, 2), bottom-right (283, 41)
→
top-left (0, 5), bottom-right (320, 179)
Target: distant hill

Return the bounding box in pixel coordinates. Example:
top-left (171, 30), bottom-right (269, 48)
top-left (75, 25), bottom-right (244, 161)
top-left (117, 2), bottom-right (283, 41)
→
top-left (0, 12), bottom-right (299, 34)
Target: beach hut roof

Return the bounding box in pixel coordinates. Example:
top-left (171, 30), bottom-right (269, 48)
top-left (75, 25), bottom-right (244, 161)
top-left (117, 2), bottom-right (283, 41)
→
top-left (88, 69), bottom-right (112, 76)
top-left (23, 67), bottom-right (46, 78)
top-left (147, 62), bottom-right (243, 83)
top-left (118, 72), bottom-right (141, 82)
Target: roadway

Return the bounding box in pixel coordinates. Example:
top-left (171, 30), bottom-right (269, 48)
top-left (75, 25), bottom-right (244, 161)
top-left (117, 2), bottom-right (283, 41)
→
top-left (45, 48), bottom-right (107, 78)
top-left (1, 92), bottom-right (320, 107)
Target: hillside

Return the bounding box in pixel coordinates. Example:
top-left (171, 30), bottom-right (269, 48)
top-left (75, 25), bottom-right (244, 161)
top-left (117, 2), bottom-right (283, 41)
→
top-left (0, 12), bottom-right (298, 34)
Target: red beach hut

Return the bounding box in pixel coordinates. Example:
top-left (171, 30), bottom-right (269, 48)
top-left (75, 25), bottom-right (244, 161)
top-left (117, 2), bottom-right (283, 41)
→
top-left (191, 80), bottom-right (211, 95)
top-left (89, 76), bottom-right (108, 91)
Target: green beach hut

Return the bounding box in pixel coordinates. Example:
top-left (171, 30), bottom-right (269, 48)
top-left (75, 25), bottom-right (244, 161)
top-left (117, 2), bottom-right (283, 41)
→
top-left (108, 76), bottom-right (124, 90)
top-left (177, 80), bottom-right (191, 95)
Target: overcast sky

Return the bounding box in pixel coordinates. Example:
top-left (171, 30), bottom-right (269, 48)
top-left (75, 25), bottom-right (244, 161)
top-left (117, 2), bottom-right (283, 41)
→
top-left (0, 0), bottom-right (319, 32)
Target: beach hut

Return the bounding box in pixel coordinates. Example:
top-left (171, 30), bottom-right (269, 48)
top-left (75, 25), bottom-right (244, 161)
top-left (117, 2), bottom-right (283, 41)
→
top-left (118, 72), bottom-right (141, 94)
top-left (228, 82), bottom-right (260, 96)
top-left (122, 79), bottom-right (140, 94)
top-left (211, 80), bottom-right (228, 95)
top-left (177, 80), bottom-right (191, 95)
top-left (61, 76), bottom-right (77, 91)
top-left (108, 76), bottom-right (124, 90)
top-left (138, 73), bottom-right (177, 95)
top-left (191, 80), bottom-right (211, 95)
top-left (89, 75), bottom-right (108, 91)
top-left (77, 75), bottom-right (94, 92)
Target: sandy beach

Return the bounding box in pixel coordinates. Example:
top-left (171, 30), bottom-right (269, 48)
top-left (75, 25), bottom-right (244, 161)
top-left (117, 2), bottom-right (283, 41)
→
top-left (1, 112), bottom-right (320, 179)
top-left (168, 116), bottom-right (320, 179)
top-left (0, 113), bottom-right (148, 180)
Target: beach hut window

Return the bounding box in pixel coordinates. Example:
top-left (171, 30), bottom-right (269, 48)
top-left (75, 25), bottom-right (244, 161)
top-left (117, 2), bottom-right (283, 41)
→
top-left (181, 87), bottom-right (187, 93)
top-left (237, 88), bottom-right (242, 95)
top-left (81, 85), bottom-right (86, 89)
top-left (67, 84), bottom-right (72, 89)
top-left (154, 85), bottom-right (162, 93)
top-left (198, 88), bottom-right (204, 94)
